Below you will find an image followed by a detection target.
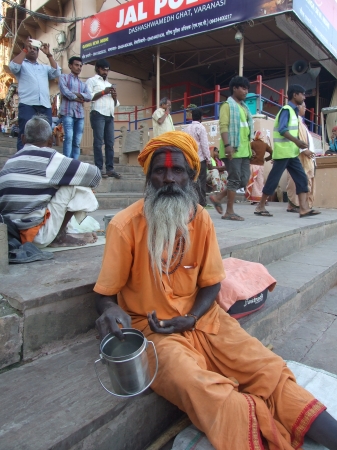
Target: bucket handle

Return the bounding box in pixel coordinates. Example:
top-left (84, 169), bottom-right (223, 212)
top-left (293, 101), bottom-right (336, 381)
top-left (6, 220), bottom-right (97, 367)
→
top-left (94, 340), bottom-right (158, 398)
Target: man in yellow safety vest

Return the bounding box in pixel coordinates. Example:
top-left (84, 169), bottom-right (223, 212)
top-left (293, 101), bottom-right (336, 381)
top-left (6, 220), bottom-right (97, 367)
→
top-left (254, 84), bottom-right (320, 218)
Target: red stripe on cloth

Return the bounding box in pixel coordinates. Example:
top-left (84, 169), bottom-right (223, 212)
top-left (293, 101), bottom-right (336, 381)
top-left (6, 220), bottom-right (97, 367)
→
top-left (242, 394), bottom-right (265, 450)
top-left (291, 398), bottom-right (326, 449)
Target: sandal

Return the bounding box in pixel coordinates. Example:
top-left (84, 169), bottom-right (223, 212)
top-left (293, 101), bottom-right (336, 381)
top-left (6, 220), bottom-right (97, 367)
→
top-left (254, 210), bottom-right (273, 217)
top-left (287, 207), bottom-right (299, 213)
top-left (221, 213), bottom-right (244, 221)
top-left (209, 195), bottom-right (223, 215)
top-left (299, 210), bottom-right (321, 218)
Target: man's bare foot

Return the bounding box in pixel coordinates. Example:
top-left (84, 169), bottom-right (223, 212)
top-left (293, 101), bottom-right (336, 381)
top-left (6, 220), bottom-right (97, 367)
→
top-left (48, 233), bottom-right (87, 247)
top-left (68, 232), bottom-right (98, 244)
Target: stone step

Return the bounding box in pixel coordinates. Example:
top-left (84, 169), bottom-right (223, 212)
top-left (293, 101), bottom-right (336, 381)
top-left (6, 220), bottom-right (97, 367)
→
top-left (96, 192), bottom-right (144, 210)
top-left (1, 209), bottom-right (337, 449)
top-left (96, 179), bottom-right (144, 194)
top-left (0, 337), bottom-right (182, 450)
top-left (0, 204), bottom-right (336, 364)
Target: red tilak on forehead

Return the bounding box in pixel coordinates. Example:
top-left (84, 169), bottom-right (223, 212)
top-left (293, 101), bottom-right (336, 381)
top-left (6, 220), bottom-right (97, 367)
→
top-left (164, 151), bottom-right (173, 168)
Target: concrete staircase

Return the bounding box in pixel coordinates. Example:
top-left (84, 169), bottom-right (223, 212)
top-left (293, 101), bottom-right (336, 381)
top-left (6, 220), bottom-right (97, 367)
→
top-left (0, 134), bottom-right (145, 210)
top-left (1, 204), bottom-right (337, 449)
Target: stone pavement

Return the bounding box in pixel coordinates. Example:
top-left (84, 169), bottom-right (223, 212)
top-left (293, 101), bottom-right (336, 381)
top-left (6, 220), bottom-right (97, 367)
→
top-left (1, 201), bottom-right (337, 450)
top-left (273, 285), bottom-right (337, 375)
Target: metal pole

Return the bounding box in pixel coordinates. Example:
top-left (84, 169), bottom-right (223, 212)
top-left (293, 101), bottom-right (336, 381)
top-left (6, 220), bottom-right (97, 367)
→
top-left (15, 1), bottom-right (18, 37)
top-left (285, 45), bottom-right (289, 104)
top-left (156, 46), bottom-right (160, 108)
top-left (239, 36), bottom-right (244, 76)
top-left (321, 111), bottom-right (325, 153)
top-left (316, 74), bottom-right (320, 134)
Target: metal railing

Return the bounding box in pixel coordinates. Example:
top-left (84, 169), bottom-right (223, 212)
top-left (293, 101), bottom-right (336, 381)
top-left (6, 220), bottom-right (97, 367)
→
top-left (114, 74), bottom-right (321, 136)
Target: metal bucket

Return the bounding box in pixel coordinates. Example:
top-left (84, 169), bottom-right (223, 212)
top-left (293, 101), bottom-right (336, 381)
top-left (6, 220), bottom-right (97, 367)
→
top-left (94, 328), bottom-right (158, 398)
top-left (103, 214), bottom-right (115, 233)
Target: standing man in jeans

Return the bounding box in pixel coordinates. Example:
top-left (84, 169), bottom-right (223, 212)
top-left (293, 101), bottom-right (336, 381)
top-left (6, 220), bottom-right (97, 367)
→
top-left (9, 36), bottom-right (61, 151)
top-left (86, 59), bottom-right (121, 179)
top-left (254, 84), bottom-right (321, 218)
top-left (59, 56), bottom-right (91, 159)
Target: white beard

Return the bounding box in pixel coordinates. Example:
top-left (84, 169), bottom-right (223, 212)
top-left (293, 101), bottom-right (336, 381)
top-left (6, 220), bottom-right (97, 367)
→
top-left (144, 182), bottom-right (198, 277)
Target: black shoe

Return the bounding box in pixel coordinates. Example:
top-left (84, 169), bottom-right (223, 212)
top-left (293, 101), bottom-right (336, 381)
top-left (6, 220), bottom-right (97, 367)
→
top-left (106, 170), bottom-right (121, 179)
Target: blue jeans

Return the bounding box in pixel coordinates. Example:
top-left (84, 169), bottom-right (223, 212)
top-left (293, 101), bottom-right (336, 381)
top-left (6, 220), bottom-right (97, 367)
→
top-left (89, 110), bottom-right (114, 171)
top-left (18, 103), bottom-right (52, 151)
top-left (62, 116), bottom-right (84, 159)
top-left (263, 157), bottom-right (309, 196)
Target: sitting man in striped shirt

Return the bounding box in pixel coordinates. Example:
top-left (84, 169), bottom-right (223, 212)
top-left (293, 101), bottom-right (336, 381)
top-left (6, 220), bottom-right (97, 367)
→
top-left (0, 116), bottom-right (102, 248)
top-left (59, 56), bottom-right (91, 160)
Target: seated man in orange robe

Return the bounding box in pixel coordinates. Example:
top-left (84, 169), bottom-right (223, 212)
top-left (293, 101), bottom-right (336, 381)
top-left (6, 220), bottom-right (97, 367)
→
top-left (94, 131), bottom-right (337, 450)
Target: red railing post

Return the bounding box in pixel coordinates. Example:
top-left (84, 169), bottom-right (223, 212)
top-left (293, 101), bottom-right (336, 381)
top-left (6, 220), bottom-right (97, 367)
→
top-left (309, 108), bottom-right (314, 123)
top-left (279, 89), bottom-right (284, 106)
top-left (215, 84), bottom-right (220, 104)
top-left (183, 92), bottom-right (188, 109)
top-left (135, 106), bottom-right (138, 130)
top-left (256, 75), bottom-right (262, 95)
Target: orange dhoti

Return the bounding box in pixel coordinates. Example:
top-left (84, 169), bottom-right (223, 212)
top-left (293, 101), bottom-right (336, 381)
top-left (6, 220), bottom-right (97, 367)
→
top-left (145, 306), bottom-right (325, 450)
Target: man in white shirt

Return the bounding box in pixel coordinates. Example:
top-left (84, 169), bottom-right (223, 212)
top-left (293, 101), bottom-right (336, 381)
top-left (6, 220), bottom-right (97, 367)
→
top-left (184, 108), bottom-right (211, 206)
top-left (152, 97), bottom-right (175, 137)
top-left (86, 59), bottom-right (121, 179)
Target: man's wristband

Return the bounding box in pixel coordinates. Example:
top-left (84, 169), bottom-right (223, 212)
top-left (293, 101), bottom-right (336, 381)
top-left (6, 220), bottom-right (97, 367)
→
top-left (224, 143), bottom-right (230, 148)
top-left (22, 48), bottom-right (28, 54)
top-left (185, 313), bottom-right (198, 330)
top-left (102, 91), bottom-right (105, 96)
top-left (46, 54), bottom-right (53, 58)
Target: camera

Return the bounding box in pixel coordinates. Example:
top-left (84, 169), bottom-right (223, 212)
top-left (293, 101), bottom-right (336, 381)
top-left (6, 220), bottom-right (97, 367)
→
top-left (234, 30), bottom-right (243, 43)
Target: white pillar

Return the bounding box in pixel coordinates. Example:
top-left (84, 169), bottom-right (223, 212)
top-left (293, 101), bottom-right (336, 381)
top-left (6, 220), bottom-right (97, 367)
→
top-left (285, 45), bottom-right (289, 103)
top-left (156, 46), bottom-right (160, 108)
top-left (239, 37), bottom-right (244, 76)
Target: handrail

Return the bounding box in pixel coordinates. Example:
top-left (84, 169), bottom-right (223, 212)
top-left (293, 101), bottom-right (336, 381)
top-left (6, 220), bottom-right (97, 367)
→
top-left (115, 75), bottom-right (321, 135)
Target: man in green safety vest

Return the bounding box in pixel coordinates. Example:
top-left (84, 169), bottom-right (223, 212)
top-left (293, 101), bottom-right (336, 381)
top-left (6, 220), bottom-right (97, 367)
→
top-left (254, 84), bottom-right (321, 218)
top-left (209, 76), bottom-right (253, 221)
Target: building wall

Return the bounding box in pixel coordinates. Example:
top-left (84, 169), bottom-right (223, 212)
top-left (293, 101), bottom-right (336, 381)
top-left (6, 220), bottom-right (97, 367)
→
top-left (10, 0), bottom-right (153, 154)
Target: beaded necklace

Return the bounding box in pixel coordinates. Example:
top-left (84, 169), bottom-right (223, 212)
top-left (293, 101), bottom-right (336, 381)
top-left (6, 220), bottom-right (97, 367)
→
top-left (161, 236), bottom-right (186, 275)
top-left (160, 204), bottom-right (197, 275)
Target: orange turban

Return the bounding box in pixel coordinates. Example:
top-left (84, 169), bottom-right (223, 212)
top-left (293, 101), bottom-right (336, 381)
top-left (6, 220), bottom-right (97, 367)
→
top-left (138, 131), bottom-right (200, 180)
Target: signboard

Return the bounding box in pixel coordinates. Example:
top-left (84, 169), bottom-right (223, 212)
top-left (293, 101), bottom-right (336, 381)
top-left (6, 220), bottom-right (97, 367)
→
top-left (81, 0), bottom-right (292, 62)
top-left (293, 0), bottom-right (337, 60)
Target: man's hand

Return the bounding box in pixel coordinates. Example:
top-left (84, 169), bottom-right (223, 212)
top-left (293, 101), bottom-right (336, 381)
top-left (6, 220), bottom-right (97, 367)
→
top-left (40, 43), bottom-right (51, 56)
top-left (96, 303), bottom-right (132, 341)
top-left (225, 146), bottom-right (235, 160)
top-left (295, 139), bottom-right (308, 150)
top-left (103, 87), bottom-right (114, 95)
top-left (147, 311), bottom-right (195, 334)
top-left (110, 87), bottom-right (117, 100)
top-left (73, 93), bottom-right (84, 103)
top-left (302, 149), bottom-right (315, 158)
top-left (24, 36), bottom-right (33, 52)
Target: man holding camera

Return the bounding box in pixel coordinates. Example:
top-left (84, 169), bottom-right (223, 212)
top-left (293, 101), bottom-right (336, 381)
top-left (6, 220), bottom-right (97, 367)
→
top-left (86, 59), bottom-right (121, 179)
top-left (9, 36), bottom-right (61, 151)
top-left (152, 97), bottom-right (175, 137)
